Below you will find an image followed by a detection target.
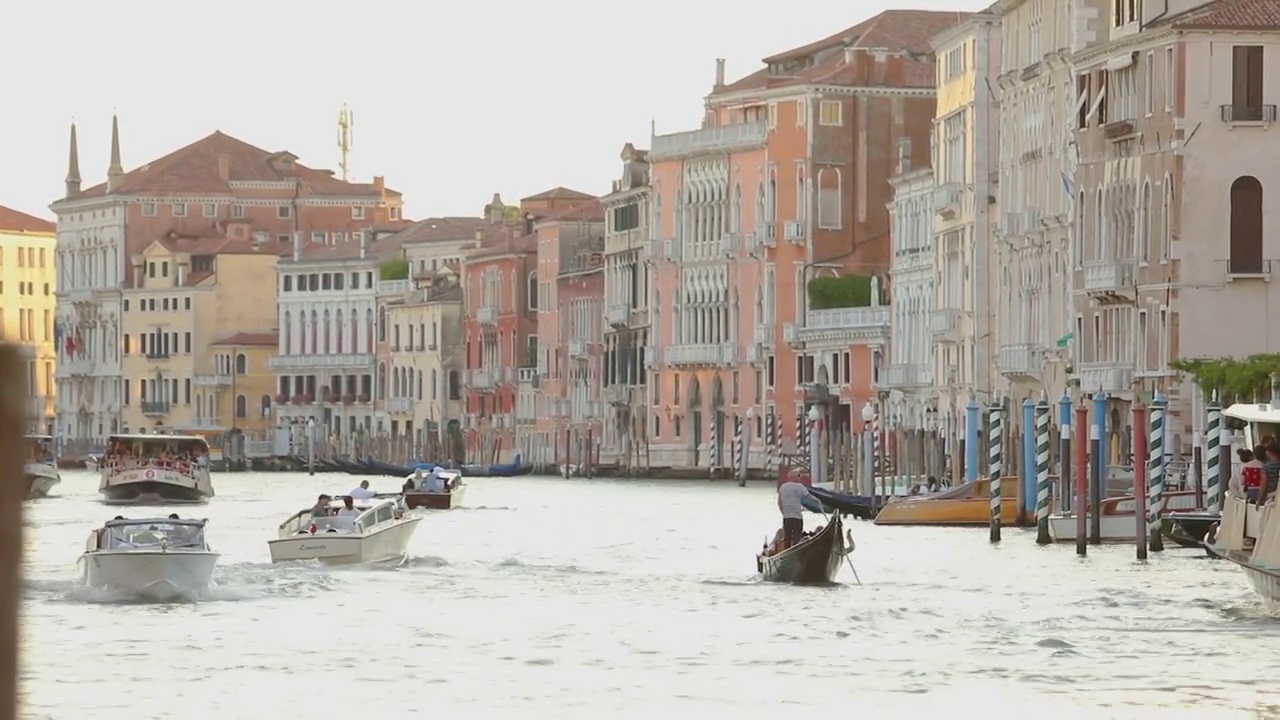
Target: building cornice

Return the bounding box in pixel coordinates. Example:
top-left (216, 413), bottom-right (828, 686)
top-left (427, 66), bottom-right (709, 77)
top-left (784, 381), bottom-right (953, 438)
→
top-left (1072, 27), bottom-right (1179, 68)
top-left (930, 13), bottom-right (1002, 53)
top-left (708, 82), bottom-right (935, 106)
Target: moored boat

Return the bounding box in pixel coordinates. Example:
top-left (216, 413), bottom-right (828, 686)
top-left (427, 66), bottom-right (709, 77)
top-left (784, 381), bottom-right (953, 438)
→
top-left (98, 434), bottom-right (215, 505)
top-left (1046, 489), bottom-right (1200, 543)
top-left (78, 517), bottom-right (219, 601)
top-left (268, 496), bottom-right (421, 565)
top-left (25, 434), bottom-right (61, 499)
top-left (756, 513), bottom-right (846, 584)
top-left (1162, 510), bottom-right (1220, 552)
top-left (1206, 495), bottom-right (1280, 602)
top-left (873, 477), bottom-right (1020, 526)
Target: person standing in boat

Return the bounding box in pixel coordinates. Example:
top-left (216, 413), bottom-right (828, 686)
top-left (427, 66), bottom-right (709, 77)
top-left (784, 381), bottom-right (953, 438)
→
top-left (777, 480), bottom-right (811, 550)
top-left (348, 480), bottom-right (377, 499)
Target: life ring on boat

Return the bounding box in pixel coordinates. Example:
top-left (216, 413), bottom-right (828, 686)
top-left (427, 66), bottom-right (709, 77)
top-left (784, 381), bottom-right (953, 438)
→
top-left (143, 469), bottom-right (155, 480)
top-left (1205, 521), bottom-right (1220, 546)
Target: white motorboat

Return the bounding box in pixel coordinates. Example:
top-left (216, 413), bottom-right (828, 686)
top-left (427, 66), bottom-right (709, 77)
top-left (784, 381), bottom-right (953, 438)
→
top-left (1047, 490), bottom-right (1202, 542)
top-left (99, 433), bottom-right (215, 504)
top-left (78, 517), bottom-right (219, 601)
top-left (84, 455), bottom-right (100, 473)
top-left (25, 434), bottom-right (60, 499)
top-left (268, 496), bottom-right (422, 565)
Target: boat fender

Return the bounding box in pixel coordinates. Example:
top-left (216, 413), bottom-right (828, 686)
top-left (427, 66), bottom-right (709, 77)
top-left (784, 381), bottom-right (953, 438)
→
top-left (308, 523), bottom-right (317, 535)
top-left (1205, 521), bottom-right (1220, 547)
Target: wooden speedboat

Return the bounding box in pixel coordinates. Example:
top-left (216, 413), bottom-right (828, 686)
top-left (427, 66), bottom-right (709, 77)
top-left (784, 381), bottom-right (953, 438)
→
top-left (1046, 489), bottom-right (1200, 542)
top-left (268, 497), bottom-right (421, 565)
top-left (401, 470), bottom-right (464, 509)
top-left (756, 513), bottom-right (845, 584)
top-left (874, 477), bottom-right (1020, 526)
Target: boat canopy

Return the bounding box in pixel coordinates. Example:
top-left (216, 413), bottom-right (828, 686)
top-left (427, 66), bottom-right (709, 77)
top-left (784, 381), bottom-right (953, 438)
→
top-left (104, 517), bottom-right (208, 529)
top-left (1223, 403), bottom-right (1280, 448)
top-left (92, 518), bottom-right (209, 551)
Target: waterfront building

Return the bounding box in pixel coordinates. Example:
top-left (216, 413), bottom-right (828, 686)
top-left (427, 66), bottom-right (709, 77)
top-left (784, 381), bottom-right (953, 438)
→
top-left (0, 205), bottom-right (57, 433)
top-left (51, 118), bottom-right (402, 446)
top-left (601, 144), bottom-right (652, 469)
top-left (1070, 0), bottom-right (1280, 445)
top-left (928, 13), bottom-right (1003, 426)
top-left (205, 332), bottom-right (279, 438)
top-left (463, 189), bottom-right (592, 464)
top-left (989, 0), bottom-right (1080, 403)
top-left (120, 234), bottom-right (279, 439)
top-left (647, 9), bottom-right (963, 468)
top-left (378, 216), bottom-right (487, 457)
top-left (881, 165), bottom-right (936, 427)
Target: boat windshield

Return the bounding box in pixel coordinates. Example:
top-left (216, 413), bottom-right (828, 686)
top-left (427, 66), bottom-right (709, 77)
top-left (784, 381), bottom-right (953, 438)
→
top-left (101, 435), bottom-right (210, 474)
top-left (25, 435), bottom-right (53, 463)
top-left (284, 500), bottom-right (395, 535)
top-left (100, 521), bottom-right (206, 550)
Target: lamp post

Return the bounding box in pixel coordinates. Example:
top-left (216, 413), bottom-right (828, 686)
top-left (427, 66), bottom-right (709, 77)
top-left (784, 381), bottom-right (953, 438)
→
top-left (307, 417), bottom-right (316, 476)
top-left (807, 404), bottom-right (822, 485)
top-left (740, 406), bottom-right (756, 486)
top-left (861, 401), bottom-right (876, 497)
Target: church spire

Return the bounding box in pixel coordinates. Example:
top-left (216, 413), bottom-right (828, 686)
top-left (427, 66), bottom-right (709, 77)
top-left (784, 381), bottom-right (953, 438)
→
top-left (65, 121), bottom-right (81, 198)
top-left (107, 113), bottom-right (123, 192)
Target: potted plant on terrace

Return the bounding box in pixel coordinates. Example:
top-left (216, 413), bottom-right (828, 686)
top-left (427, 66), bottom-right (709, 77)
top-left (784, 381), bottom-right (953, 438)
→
top-left (342, 393), bottom-right (355, 404)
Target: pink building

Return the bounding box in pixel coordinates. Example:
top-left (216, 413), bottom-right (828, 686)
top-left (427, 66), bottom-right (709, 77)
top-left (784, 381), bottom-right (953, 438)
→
top-left (531, 197), bottom-right (605, 469)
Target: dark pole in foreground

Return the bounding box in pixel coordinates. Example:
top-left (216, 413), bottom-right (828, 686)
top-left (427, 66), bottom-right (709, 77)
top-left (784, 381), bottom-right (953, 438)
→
top-left (1074, 403), bottom-right (1088, 556)
top-left (1, 346), bottom-right (26, 720)
top-left (1133, 400), bottom-right (1150, 561)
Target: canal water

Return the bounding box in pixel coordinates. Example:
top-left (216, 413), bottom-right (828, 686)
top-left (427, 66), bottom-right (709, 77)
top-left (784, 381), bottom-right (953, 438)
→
top-left (18, 472), bottom-right (1280, 718)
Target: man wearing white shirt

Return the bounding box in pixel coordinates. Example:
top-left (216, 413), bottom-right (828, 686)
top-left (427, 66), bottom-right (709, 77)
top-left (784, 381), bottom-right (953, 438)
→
top-left (348, 480), bottom-right (377, 499)
top-left (330, 495), bottom-right (361, 530)
top-left (424, 467), bottom-right (446, 492)
top-left (777, 481), bottom-right (811, 550)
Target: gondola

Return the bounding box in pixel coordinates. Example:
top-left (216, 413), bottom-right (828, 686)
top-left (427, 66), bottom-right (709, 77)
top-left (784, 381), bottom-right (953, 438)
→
top-left (756, 512), bottom-right (846, 584)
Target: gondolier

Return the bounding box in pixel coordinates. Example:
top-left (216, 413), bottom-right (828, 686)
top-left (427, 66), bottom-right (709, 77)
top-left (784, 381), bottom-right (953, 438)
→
top-left (778, 480), bottom-right (810, 550)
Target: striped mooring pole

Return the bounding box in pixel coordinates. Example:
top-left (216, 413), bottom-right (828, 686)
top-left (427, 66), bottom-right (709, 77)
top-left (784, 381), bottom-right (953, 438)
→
top-left (1206, 397), bottom-right (1223, 513)
top-left (1034, 397), bottom-right (1053, 545)
top-left (1148, 394), bottom-right (1166, 552)
top-left (732, 414), bottom-right (744, 478)
top-left (797, 410), bottom-right (809, 463)
top-left (989, 401), bottom-right (1003, 543)
top-left (765, 412), bottom-right (777, 475)
top-left (708, 413), bottom-right (720, 476)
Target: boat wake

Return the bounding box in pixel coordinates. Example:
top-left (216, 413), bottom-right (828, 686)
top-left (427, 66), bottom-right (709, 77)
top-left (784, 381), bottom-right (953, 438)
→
top-left (400, 555), bottom-right (449, 569)
top-left (22, 561), bottom-right (340, 604)
top-left (495, 557), bottom-right (612, 576)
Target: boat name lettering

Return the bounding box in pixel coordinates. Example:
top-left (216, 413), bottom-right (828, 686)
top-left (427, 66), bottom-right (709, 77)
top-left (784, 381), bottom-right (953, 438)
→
top-left (298, 544), bottom-right (326, 551)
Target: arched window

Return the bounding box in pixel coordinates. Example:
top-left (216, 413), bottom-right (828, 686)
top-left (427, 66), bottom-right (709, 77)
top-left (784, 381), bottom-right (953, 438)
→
top-left (260, 394), bottom-right (271, 416)
top-left (349, 309), bottom-right (358, 353)
top-left (235, 395), bottom-right (247, 418)
top-left (309, 311), bottom-right (319, 354)
top-left (1138, 182), bottom-right (1152, 263)
top-left (527, 271), bottom-right (538, 310)
top-left (431, 369), bottom-right (438, 400)
top-left (283, 312), bottom-right (292, 354)
top-left (417, 370), bottom-right (424, 400)
top-left (1161, 176), bottom-right (1174, 262)
top-left (448, 370), bottom-right (461, 400)
top-left (235, 353), bottom-right (247, 375)
top-left (377, 362), bottom-right (387, 400)
top-left (1230, 175), bottom-right (1264, 274)
top-left (377, 306), bottom-right (387, 342)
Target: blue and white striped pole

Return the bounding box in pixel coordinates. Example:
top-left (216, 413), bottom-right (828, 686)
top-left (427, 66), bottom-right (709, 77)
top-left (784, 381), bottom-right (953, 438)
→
top-left (1148, 393), bottom-right (1167, 551)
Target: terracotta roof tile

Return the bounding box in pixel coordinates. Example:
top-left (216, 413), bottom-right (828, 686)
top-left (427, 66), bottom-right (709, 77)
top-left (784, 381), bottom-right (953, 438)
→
top-left (386, 216), bottom-right (492, 246)
top-left (1168, 0), bottom-right (1280, 28)
top-left (718, 10), bottom-right (967, 94)
top-left (70, 131), bottom-right (397, 200)
top-left (210, 331), bottom-right (279, 347)
top-left (0, 204), bottom-right (55, 234)
top-left (290, 233), bottom-right (405, 263)
top-left (537, 198), bottom-right (605, 224)
top-left (520, 187), bottom-right (596, 202)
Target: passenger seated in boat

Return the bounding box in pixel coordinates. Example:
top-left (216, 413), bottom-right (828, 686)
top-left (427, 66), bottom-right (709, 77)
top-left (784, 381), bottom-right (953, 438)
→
top-left (310, 494), bottom-right (332, 519)
top-left (402, 479), bottom-right (416, 493)
top-left (349, 480), bottom-right (377, 499)
top-left (927, 476), bottom-right (940, 493)
top-left (328, 496), bottom-right (360, 531)
top-left (424, 468), bottom-right (446, 492)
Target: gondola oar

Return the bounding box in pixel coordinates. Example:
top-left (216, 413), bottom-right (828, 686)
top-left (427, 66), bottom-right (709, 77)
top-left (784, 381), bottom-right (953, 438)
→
top-left (812, 501), bottom-right (861, 585)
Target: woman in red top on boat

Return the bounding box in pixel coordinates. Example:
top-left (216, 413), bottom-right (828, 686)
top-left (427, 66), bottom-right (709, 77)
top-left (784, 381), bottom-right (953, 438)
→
top-left (1239, 447), bottom-right (1266, 503)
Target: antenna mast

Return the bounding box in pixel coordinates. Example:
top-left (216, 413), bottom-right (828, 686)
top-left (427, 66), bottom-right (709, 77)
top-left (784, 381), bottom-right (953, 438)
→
top-left (337, 103), bottom-right (354, 181)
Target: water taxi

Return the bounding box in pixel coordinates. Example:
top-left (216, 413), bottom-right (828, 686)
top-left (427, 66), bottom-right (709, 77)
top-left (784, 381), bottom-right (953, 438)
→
top-left (98, 434), bottom-right (215, 504)
top-left (268, 496), bottom-right (421, 565)
top-left (25, 434), bottom-right (60, 498)
top-left (78, 517), bottom-right (219, 601)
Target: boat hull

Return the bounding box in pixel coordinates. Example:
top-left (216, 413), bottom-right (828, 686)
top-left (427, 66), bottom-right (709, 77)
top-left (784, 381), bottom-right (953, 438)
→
top-left (100, 466), bottom-right (214, 505)
top-left (403, 485), bottom-right (465, 510)
top-left (757, 515), bottom-right (844, 584)
top-left (1046, 490), bottom-right (1201, 543)
top-left (1162, 511), bottom-right (1219, 551)
top-left (268, 516), bottom-right (422, 565)
top-left (77, 550), bottom-right (219, 601)
top-left (874, 478), bottom-right (1021, 526)
top-left (25, 463), bottom-right (61, 499)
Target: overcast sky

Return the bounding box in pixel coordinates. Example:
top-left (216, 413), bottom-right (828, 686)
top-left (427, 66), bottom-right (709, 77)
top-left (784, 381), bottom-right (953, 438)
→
top-left (0, 0), bottom-right (977, 222)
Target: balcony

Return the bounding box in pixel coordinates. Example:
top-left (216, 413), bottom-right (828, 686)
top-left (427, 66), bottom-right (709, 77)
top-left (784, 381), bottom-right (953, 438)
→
top-left (141, 401), bottom-right (170, 416)
top-left (145, 350), bottom-right (171, 361)
top-left (784, 306), bottom-right (890, 346)
top-left (567, 340), bottom-right (588, 358)
top-left (649, 121), bottom-right (768, 160)
top-left (879, 363), bottom-right (932, 389)
top-left (517, 367), bottom-right (538, 385)
top-left (606, 303), bottom-right (630, 328)
top-left (646, 238), bottom-right (665, 263)
top-left (929, 309), bottom-right (964, 343)
top-left (1076, 362), bottom-right (1136, 394)
top-left (60, 359), bottom-right (96, 377)
top-left (747, 231), bottom-right (774, 255)
top-left (645, 346), bottom-right (662, 368)
top-left (605, 384), bottom-right (631, 405)
top-left (665, 343), bottom-right (736, 366)
top-left (754, 323), bottom-right (774, 346)
top-left (605, 228), bottom-right (644, 256)
top-left (477, 305), bottom-right (498, 326)
top-left (663, 238), bottom-right (682, 262)
top-left (1082, 258), bottom-right (1136, 302)
top-left (998, 343), bottom-right (1042, 378)
top-left (378, 279), bottom-right (412, 296)
top-left (387, 397), bottom-right (414, 414)
top-left (268, 353), bottom-right (375, 371)
top-left (469, 369), bottom-right (496, 390)
top-left (933, 183), bottom-right (963, 219)
top-left (783, 220), bottom-right (804, 244)
top-left (1220, 104), bottom-right (1277, 124)
top-left (193, 374), bottom-right (231, 387)
top-left (720, 233), bottom-right (741, 257)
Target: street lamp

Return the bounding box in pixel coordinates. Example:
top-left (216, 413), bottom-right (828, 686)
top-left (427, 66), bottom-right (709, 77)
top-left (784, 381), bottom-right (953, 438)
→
top-left (861, 402), bottom-right (876, 424)
top-left (307, 417), bottom-right (316, 476)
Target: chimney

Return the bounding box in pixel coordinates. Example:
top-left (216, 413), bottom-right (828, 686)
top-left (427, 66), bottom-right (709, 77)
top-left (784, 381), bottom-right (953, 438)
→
top-left (844, 47), bottom-right (855, 64)
top-left (106, 113), bottom-right (123, 193)
top-left (216, 154), bottom-right (230, 181)
top-left (524, 213), bottom-right (534, 236)
top-left (292, 231), bottom-right (301, 262)
top-left (65, 121), bottom-right (81, 199)
top-left (373, 176), bottom-right (385, 193)
top-left (714, 58), bottom-right (726, 87)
